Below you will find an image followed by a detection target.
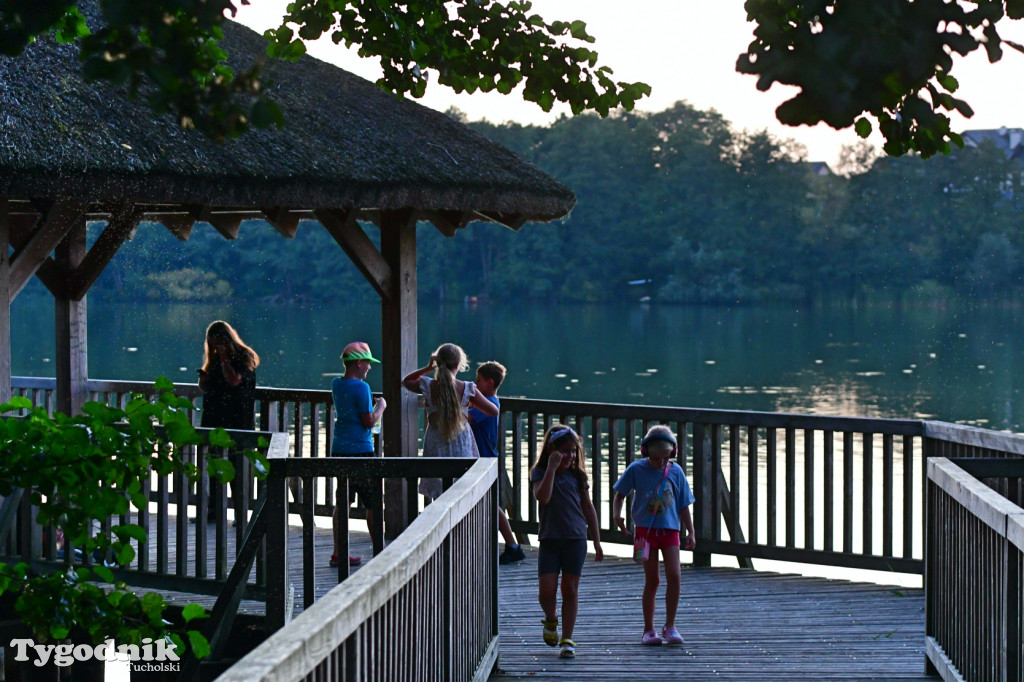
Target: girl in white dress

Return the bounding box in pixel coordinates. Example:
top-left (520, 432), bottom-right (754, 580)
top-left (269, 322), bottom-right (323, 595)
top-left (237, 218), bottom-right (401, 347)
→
top-left (403, 343), bottom-right (499, 499)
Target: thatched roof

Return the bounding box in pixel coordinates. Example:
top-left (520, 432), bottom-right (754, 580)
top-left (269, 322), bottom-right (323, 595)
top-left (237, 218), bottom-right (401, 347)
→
top-left (0, 8), bottom-right (575, 225)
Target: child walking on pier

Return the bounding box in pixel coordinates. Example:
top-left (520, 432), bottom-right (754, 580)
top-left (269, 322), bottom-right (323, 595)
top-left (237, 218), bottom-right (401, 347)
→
top-left (612, 425), bottom-right (695, 646)
top-left (531, 425), bottom-right (603, 659)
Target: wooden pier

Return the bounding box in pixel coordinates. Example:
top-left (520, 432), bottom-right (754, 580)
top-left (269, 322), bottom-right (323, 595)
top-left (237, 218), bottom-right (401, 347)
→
top-left (492, 546), bottom-right (927, 681)
top-left (147, 521), bottom-right (928, 681)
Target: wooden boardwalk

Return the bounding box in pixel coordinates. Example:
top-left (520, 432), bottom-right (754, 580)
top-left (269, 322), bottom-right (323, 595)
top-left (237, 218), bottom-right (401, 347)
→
top-left (491, 546), bottom-right (929, 681)
top-left (146, 520), bottom-right (929, 680)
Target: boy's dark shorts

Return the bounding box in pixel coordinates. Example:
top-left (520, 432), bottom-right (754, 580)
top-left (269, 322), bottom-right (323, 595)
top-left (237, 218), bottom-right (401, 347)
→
top-left (537, 538), bottom-right (587, 577)
top-left (330, 452), bottom-right (382, 510)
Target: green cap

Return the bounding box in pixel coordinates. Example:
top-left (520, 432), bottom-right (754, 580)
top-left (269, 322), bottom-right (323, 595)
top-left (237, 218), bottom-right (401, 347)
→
top-left (341, 341), bottom-right (380, 363)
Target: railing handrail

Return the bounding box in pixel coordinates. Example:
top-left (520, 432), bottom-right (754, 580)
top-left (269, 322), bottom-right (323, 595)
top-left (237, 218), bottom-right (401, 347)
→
top-left (926, 457), bottom-right (1024, 546)
top-left (925, 457), bottom-right (1024, 681)
top-left (218, 458), bottom-right (499, 681)
top-left (14, 376), bottom-right (926, 433)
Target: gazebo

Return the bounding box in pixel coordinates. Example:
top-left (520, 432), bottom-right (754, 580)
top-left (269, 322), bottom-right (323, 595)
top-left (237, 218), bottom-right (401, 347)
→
top-left (0, 9), bottom-right (575, 482)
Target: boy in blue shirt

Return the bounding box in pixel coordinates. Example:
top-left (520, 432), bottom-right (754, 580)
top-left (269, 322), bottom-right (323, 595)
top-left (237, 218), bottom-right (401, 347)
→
top-left (468, 361), bottom-right (524, 564)
top-left (612, 425), bottom-right (695, 646)
top-left (330, 341), bottom-right (387, 568)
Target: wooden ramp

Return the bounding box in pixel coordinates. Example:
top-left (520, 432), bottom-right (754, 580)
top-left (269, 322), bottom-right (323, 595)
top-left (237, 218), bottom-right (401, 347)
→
top-left (135, 513), bottom-right (376, 618)
top-left (492, 547), bottom-right (929, 681)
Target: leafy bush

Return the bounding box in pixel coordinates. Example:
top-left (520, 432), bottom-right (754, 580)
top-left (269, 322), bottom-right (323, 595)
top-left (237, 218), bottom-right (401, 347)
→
top-left (0, 378), bottom-right (267, 659)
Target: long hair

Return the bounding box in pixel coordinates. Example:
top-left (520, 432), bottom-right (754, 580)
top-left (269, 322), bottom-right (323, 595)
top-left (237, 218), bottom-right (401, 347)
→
top-left (432, 343), bottom-right (468, 442)
top-left (202, 320), bottom-right (260, 373)
top-left (530, 424), bottom-right (589, 489)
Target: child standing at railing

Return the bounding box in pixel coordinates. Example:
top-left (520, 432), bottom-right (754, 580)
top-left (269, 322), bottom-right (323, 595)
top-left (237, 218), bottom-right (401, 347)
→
top-left (530, 424), bottom-right (604, 659)
top-left (330, 341), bottom-right (387, 567)
top-left (402, 343), bottom-right (498, 499)
top-left (612, 425), bottom-right (695, 646)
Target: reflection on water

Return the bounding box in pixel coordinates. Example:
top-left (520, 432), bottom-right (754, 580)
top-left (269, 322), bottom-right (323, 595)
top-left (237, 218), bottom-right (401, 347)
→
top-left (11, 296), bottom-right (1024, 431)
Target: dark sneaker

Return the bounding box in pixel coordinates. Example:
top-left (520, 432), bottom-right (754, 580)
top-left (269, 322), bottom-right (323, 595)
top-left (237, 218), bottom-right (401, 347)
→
top-left (499, 545), bottom-right (526, 565)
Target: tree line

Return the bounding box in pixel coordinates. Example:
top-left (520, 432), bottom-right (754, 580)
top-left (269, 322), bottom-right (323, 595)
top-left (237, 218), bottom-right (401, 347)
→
top-left (87, 101), bottom-right (1024, 305)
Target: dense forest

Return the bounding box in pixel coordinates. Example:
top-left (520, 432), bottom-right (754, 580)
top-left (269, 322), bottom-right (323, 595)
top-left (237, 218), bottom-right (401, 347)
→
top-left (84, 101), bottom-right (1024, 305)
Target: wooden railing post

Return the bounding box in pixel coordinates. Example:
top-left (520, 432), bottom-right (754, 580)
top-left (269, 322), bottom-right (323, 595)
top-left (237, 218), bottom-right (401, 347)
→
top-left (265, 463), bottom-right (289, 634)
top-left (692, 422), bottom-right (712, 567)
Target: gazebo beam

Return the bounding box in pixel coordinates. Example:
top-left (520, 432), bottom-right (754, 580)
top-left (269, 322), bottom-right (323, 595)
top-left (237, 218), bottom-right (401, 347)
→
top-left (7, 222), bottom-right (64, 299)
top-left (8, 199), bottom-right (86, 303)
top-left (159, 214), bottom-right (196, 241)
top-left (477, 211), bottom-right (528, 231)
top-left (425, 210), bottom-right (474, 237)
top-left (263, 207), bottom-right (299, 239)
top-left (69, 204), bottom-right (142, 301)
top-left (316, 208), bottom-right (392, 300)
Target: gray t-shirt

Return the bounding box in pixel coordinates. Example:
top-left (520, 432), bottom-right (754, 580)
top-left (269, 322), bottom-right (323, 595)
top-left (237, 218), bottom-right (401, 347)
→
top-left (531, 467), bottom-right (589, 540)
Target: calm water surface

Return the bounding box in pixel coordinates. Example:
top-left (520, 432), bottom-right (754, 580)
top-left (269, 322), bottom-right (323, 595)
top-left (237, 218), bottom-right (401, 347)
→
top-left (11, 295), bottom-right (1024, 432)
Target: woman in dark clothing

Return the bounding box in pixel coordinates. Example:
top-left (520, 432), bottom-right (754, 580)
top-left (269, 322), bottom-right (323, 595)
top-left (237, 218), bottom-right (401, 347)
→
top-left (197, 320), bottom-right (259, 522)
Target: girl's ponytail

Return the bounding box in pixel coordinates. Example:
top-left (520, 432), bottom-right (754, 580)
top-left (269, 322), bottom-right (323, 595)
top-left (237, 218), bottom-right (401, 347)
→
top-left (432, 343), bottom-right (468, 442)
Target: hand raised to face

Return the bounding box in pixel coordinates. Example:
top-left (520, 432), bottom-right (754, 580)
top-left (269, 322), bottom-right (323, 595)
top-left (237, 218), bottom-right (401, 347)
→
top-left (547, 449), bottom-right (564, 470)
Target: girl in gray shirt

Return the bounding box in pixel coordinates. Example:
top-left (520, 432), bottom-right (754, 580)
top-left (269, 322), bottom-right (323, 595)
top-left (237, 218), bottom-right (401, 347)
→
top-left (530, 425), bottom-right (604, 660)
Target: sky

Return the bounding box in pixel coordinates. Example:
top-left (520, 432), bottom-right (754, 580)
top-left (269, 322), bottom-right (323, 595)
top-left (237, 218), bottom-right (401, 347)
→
top-left (233, 1), bottom-right (1024, 166)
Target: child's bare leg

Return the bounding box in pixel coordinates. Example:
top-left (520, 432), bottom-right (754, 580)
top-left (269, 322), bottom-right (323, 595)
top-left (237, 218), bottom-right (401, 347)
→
top-left (642, 553), bottom-right (661, 632)
top-left (560, 574), bottom-right (581, 640)
top-left (538, 573), bottom-right (559, 621)
top-left (661, 546), bottom-right (682, 627)
top-left (498, 509), bottom-right (516, 546)
top-left (332, 505), bottom-right (338, 557)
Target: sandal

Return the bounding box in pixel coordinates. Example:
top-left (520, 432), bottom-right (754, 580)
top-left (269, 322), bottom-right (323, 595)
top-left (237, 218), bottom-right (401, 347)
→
top-left (661, 625), bottom-right (684, 645)
top-left (329, 554), bottom-right (362, 568)
top-left (642, 629), bottom-right (663, 646)
top-left (542, 618), bottom-right (558, 647)
top-left (558, 638), bottom-right (576, 658)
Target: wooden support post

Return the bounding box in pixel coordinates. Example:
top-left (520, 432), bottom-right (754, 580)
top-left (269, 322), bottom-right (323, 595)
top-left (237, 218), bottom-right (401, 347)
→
top-left (692, 422), bottom-right (713, 567)
top-left (0, 198), bottom-right (10, 405)
top-left (380, 209), bottom-right (417, 539)
top-left (54, 221), bottom-right (88, 416)
top-left (265, 466), bottom-right (289, 634)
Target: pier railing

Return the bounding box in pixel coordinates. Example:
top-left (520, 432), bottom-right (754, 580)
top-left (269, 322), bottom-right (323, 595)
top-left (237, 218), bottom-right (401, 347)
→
top-left (217, 457), bottom-right (498, 682)
top-left (0, 425), bottom-right (287, 602)
top-left (12, 377), bottom-right (1024, 575)
top-left (925, 457), bottom-right (1023, 682)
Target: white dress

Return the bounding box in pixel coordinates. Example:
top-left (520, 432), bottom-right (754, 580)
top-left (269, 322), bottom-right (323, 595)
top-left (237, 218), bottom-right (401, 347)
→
top-left (418, 376), bottom-right (480, 498)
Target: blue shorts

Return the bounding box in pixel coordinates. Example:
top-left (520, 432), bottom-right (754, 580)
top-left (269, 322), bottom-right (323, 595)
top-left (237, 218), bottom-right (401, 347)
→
top-left (537, 539), bottom-right (587, 577)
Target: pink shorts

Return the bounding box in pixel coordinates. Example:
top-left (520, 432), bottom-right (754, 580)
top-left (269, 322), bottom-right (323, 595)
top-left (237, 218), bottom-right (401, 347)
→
top-left (635, 527), bottom-right (680, 551)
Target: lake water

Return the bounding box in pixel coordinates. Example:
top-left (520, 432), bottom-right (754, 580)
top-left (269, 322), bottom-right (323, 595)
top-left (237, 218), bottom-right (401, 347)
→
top-left (11, 295), bottom-right (1024, 432)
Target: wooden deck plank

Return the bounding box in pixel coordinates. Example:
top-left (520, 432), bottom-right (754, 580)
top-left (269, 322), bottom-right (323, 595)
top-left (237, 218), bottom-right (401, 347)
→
top-left (491, 547), bottom-right (929, 681)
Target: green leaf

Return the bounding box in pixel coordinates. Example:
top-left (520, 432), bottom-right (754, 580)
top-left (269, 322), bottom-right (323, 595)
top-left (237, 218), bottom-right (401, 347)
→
top-left (854, 117), bottom-right (872, 138)
top-left (251, 99), bottom-right (285, 129)
top-left (207, 428), bottom-right (235, 449)
top-left (937, 73), bottom-right (959, 93)
top-left (182, 603), bottom-right (208, 623)
top-left (114, 543), bottom-right (136, 566)
top-left (0, 397), bottom-right (33, 411)
top-left (50, 625), bottom-right (70, 639)
top-left (207, 457), bottom-right (236, 482)
top-left (93, 565), bottom-right (115, 584)
top-left (113, 525), bottom-right (148, 543)
top-left (187, 630), bottom-right (211, 659)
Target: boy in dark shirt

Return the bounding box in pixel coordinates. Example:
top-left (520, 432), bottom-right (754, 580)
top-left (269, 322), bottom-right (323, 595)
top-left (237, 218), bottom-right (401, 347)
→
top-left (468, 361), bottom-right (524, 564)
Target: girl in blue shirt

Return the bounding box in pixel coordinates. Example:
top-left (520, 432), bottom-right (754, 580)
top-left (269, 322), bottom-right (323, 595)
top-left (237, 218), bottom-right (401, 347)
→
top-left (612, 425), bottom-right (695, 647)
